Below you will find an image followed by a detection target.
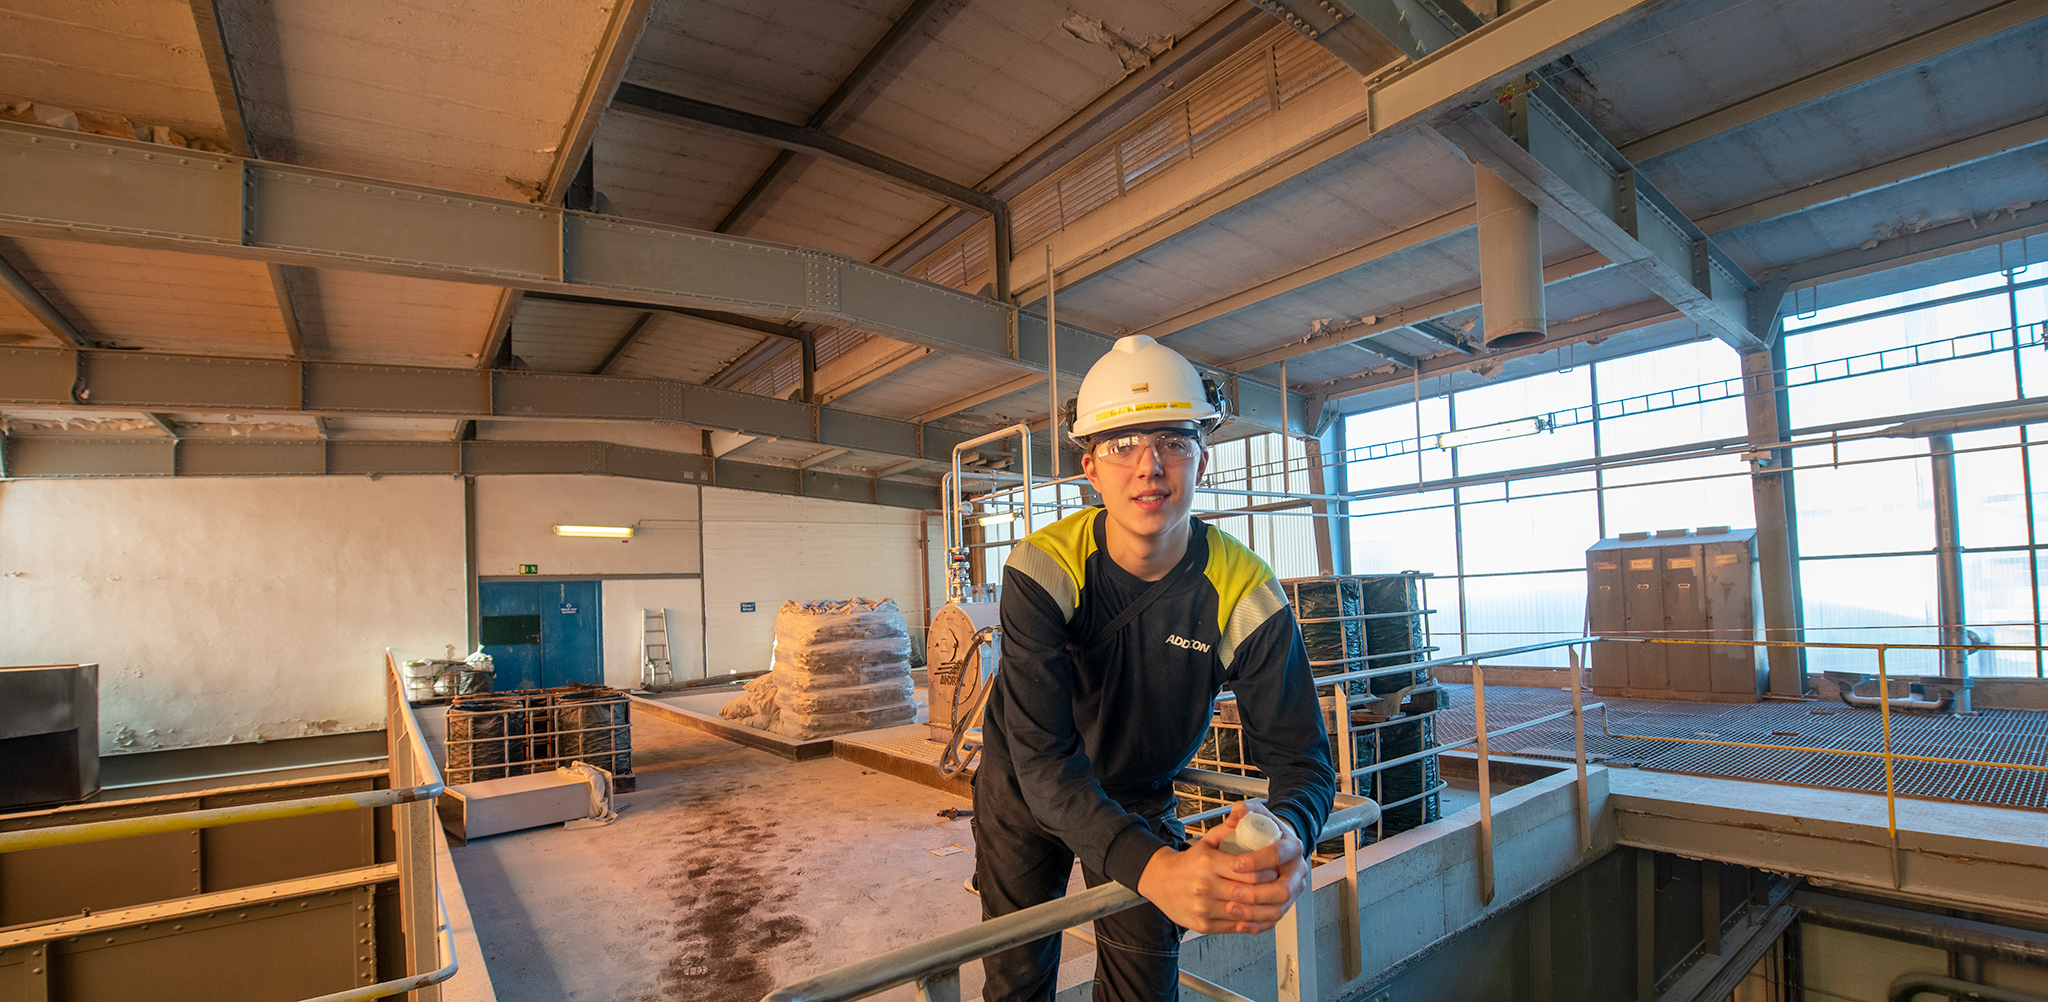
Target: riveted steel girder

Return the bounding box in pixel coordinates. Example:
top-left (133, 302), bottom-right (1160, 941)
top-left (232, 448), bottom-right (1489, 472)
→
top-left (0, 121), bottom-right (1306, 436)
top-left (0, 346), bottom-right (979, 467)
top-left (1436, 88), bottom-right (1764, 351)
top-left (0, 435), bottom-right (939, 508)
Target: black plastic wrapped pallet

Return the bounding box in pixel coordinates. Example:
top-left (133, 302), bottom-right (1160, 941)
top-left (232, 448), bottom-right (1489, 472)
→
top-left (445, 699), bottom-right (527, 785)
top-left (1359, 575), bottom-right (1441, 831)
top-left (554, 689), bottom-right (633, 779)
top-left (1293, 579), bottom-right (1365, 695)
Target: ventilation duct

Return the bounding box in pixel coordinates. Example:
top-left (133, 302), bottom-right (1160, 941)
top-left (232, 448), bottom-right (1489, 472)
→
top-left (1475, 164), bottom-right (1546, 350)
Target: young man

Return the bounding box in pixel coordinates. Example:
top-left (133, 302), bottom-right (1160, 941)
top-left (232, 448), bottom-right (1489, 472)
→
top-left (973, 334), bottom-right (1337, 1002)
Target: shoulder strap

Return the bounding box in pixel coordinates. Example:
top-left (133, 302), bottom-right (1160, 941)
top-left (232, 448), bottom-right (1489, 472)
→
top-left (1077, 516), bottom-right (1206, 652)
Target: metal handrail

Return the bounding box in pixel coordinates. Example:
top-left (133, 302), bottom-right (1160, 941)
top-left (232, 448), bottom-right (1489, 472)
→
top-left (300, 894), bottom-right (460, 1002)
top-left (0, 658), bottom-right (445, 854)
top-left (762, 768), bottom-right (1379, 1002)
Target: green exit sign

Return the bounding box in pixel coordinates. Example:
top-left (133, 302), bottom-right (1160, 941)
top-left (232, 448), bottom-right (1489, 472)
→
top-left (519, 564), bottom-right (539, 575)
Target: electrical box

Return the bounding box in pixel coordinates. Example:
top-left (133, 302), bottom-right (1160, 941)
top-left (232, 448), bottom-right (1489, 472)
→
top-left (1587, 528), bottom-right (1766, 702)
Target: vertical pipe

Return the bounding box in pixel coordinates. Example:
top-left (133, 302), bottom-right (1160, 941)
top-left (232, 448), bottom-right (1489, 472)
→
top-left (1929, 432), bottom-right (1970, 701)
top-left (1475, 164), bottom-right (1546, 349)
top-left (1046, 244), bottom-right (1059, 483)
top-left (463, 475), bottom-right (480, 652)
top-left (697, 485), bottom-right (710, 680)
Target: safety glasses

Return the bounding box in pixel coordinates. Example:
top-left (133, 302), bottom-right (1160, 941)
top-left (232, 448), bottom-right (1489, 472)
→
top-left (1092, 429), bottom-right (1204, 467)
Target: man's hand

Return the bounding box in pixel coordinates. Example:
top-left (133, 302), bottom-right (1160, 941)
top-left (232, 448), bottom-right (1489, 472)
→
top-left (1135, 801), bottom-right (1310, 935)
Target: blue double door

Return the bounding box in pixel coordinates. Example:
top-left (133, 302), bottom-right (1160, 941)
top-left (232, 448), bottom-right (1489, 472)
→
top-left (478, 580), bottom-right (603, 691)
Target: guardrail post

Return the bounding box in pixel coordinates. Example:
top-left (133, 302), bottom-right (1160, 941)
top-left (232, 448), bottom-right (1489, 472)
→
top-left (914, 968), bottom-right (961, 1002)
top-left (1330, 688), bottom-right (1363, 982)
top-left (389, 663), bottom-right (444, 1001)
top-left (1473, 661), bottom-right (1495, 905)
top-left (1276, 874), bottom-right (1320, 1002)
top-left (1569, 647), bottom-right (1591, 852)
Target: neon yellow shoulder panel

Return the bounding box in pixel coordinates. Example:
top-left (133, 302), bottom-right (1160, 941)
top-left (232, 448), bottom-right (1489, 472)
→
top-left (1203, 523), bottom-right (1287, 670)
top-left (1003, 507), bottom-right (1101, 622)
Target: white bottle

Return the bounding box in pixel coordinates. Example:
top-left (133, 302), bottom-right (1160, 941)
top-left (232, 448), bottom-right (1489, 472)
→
top-left (1218, 810), bottom-right (1281, 855)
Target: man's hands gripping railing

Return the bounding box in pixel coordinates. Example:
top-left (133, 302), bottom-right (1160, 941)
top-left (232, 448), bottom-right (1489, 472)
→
top-left (759, 770), bottom-right (1378, 1002)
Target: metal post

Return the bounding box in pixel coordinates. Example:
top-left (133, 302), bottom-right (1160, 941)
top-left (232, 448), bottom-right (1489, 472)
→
top-left (1929, 432), bottom-right (1972, 710)
top-left (1740, 348), bottom-right (1805, 695)
top-left (915, 968), bottom-right (962, 1002)
top-left (1275, 870), bottom-right (1320, 1002)
top-left (1046, 245), bottom-right (1059, 486)
top-left (1334, 689), bottom-right (1362, 981)
top-left (1473, 661), bottom-right (1495, 904)
top-left (1878, 646), bottom-right (1902, 889)
top-left (1637, 849), bottom-right (1657, 1002)
top-left (1569, 646), bottom-right (1590, 852)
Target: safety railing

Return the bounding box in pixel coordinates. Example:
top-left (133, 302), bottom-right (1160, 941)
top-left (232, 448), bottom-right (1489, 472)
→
top-left (1596, 635), bottom-right (2048, 889)
top-left (764, 767), bottom-right (1377, 1002)
top-left (0, 653), bottom-right (457, 1001)
top-left (764, 636), bottom-right (1621, 1002)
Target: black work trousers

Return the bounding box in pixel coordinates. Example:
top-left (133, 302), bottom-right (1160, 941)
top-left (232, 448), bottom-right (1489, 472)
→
top-left (971, 766), bottom-right (1185, 1002)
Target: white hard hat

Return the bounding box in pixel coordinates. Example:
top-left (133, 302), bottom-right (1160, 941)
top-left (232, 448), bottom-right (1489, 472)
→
top-left (1066, 335), bottom-right (1228, 441)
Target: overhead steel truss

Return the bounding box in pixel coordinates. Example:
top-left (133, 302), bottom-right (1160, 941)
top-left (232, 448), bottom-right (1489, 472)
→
top-left (0, 435), bottom-right (938, 509)
top-left (0, 346), bottom-right (976, 468)
top-left (0, 120), bottom-right (1307, 439)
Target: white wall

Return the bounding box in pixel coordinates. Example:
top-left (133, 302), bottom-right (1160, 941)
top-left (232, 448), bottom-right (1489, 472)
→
top-left (473, 475), bottom-right (701, 578)
top-left (1, 468), bottom-right (932, 755)
top-left (0, 476), bottom-right (467, 752)
top-left (701, 488), bottom-right (926, 674)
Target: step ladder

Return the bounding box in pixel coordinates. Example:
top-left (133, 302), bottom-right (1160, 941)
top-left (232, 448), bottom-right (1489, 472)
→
top-left (642, 608), bottom-right (674, 689)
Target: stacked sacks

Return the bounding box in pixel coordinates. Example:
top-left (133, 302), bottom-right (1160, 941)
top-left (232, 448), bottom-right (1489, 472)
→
top-left (721, 597), bottom-right (918, 740)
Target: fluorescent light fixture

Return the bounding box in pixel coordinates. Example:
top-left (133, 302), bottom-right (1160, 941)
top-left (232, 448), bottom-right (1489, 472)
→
top-left (976, 512), bottom-right (1017, 527)
top-left (553, 524), bottom-right (634, 539)
top-left (1436, 416), bottom-right (1552, 450)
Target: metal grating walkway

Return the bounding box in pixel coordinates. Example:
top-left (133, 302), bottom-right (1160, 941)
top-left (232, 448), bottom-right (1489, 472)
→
top-left (1432, 685), bottom-right (2048, 811)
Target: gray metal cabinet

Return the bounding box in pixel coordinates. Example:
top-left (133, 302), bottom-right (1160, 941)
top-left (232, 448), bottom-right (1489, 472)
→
top-left (1587, 528), bottom-right (1766, 702)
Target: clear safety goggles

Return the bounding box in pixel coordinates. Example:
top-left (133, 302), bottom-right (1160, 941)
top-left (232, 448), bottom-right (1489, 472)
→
top-left (1091, 428), bottom-right (1204, 467)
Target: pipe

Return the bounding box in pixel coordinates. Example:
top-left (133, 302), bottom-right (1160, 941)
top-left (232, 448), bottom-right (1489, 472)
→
top-left (1889, 973), bottom-right (2048, 1002)
top-left (1474, 164), bottom-right (1545, 350)
top-left (1791, 891), bottom-right (2048, 968)
top-left (1929, 433), bottom-right (1972, 702)
top-left (1880, 400), bottom-right (2048, 439)
top-left (946, 423), bottom-right (1033, 604)
top-left (1047, 242), bottom-right (1060, 481)
top-left (1843, 690), bottom-right (1953, 712)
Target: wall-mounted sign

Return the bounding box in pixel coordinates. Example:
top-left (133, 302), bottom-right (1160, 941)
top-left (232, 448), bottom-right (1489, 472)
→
top-left (519, 564), bottom-right (539, 575)
top-left (740, 602), bottom-right (756, 613)
top-left (560, 603), bottom-right (578, 614)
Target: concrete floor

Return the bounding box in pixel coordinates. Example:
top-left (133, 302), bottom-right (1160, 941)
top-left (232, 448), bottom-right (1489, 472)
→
top-left (444, 707), bottom-right (1045, 1002)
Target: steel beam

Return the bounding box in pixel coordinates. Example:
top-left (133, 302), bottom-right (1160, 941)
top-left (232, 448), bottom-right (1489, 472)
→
top-left (1435, 89), bottom-right (1764, 350)
top-left (1140, 205), bottom-right (1476, 341)
top-left (1697, 113), bottom-right (2048, 234)
top-left (614, 84), bottom-right (1001, 216)
top-left (1013, 0), bottom-right (1663, 302)
top-left (0, 346), bottom-right (982, 466)
top-left (719, 0), bottom-right (950, 233)
top-left (1316, 296), bottom-right (1679, 400)
top-left (1245, 0), bottom-right (1412, 78)
top-left (593, 311), bottom-right (656, 375)
top-left (0, 248), bottom-right (88, 348)
top-left (1618, 0), bottom-right (2048, 161)
top-left (1222, 250), bottom-right (1610, 371)
top-left (0, 122), bottom-right (1302, 438)
top-left (0, 436), bottom-right (939, 508)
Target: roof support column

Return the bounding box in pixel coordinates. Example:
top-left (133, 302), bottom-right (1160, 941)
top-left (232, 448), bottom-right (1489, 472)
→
top-left (1741, 345), bottom-right (1806, 697)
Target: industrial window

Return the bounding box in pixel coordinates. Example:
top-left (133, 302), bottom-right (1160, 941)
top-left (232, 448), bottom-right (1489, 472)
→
top-left (1785, 259), bottom-right (2048, 677)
